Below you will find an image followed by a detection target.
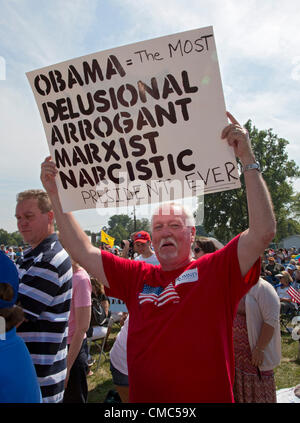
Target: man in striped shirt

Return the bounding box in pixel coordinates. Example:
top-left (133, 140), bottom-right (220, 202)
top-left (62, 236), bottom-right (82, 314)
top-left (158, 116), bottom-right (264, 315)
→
top-left (15, 190), bottom-right (72, 403)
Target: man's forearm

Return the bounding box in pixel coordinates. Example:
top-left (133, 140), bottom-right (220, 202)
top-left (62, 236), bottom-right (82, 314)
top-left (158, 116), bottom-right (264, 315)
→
top-left (238, 168), bottom-right (276, 276)
top-left (48, 192), bottom-right (110, 286)
top-left (40, 157), bottom-right (110, 285)
top-left (243, 168), bottom-right (276, 243)
top-left (236, 150), bottom-right (276, 277)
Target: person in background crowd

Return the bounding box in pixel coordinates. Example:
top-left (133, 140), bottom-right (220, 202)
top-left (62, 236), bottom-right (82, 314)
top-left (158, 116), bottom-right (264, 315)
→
top-left (15, 246), bottom-right (24, 261)
top-left (0, 245), bottom-right (7, 255)
top-left (264, 256), bottom-right (281, 285)
top-left (86, 277), bottom-right (111, 374)
top-left (272, 253), bottom-right (281, 264)
top-left (292, 266), bottom-right (300, 291)
top-left (7, 247), bottom-right (15, 262)
top-left (276, 271), bottom-right (296, 316)
top-left (193, 237), bottom-right (224, 259)
top-left (132, 231), bottom-right (158, 264)
top-left (63, 261), bottom-right (92, 403)
top-left (233, 277), bottom-right (281, 403)
top-left (276, 249), bottom-right (284, 264)
top-left (0, 251), bottom-right (42, 403)
top-left (260, 253), bottom-right (268, 279)
top-left (15, 189), bottom-right (72, 403)
top-left (90, 277), bottom-right (110, 321)
top-left (285, 264), bottom-right (296, 282)
top-left (102, 244), bottom-right (111, 252)
top-left (121, 231), bottom-right (159, 264)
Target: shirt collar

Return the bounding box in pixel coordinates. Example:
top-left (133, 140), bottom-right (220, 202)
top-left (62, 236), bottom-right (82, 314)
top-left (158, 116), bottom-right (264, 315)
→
top-left (24, 233), bottom-right (58, 258)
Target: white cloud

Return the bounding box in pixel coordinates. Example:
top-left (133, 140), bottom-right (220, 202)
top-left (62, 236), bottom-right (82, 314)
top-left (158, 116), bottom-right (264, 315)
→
top-left (0, 0), bottom-right (99, 67)
top-left (121, 0), bottom-right (300, 61)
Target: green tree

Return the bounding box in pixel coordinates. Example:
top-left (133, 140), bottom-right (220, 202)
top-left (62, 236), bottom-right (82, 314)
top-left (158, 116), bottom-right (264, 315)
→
top-left (195, 225), bottom-right (209, 237)
top-left (106, 214), bottom-right (150, 246)
top-left (0, 229), bottom-right (23, 247)
top-left (202, 120), bottom-right (300, 244)
top-left (289, 192), bottom-right (300, 221)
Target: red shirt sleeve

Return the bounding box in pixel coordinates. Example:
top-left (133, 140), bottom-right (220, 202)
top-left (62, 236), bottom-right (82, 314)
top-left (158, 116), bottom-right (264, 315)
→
top-left (209, 233), bottom-right (261, 314)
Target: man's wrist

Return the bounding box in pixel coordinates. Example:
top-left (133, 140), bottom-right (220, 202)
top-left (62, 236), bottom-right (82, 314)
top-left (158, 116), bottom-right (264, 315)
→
top-left (242, 162), bottom-right (261, 173)
top-left (240, 153), bottom-right (256, 167)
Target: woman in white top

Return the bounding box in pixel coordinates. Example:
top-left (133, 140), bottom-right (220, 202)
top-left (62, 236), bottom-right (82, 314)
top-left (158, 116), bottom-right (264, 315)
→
top-left (233, 277), bottom-right (281, 403)
top-left (276, 271), bottom-right (296, 315)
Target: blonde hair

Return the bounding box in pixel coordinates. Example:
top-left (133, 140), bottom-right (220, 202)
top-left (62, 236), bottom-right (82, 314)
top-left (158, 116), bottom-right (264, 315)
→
top-left (280, 271), bottom-right (293, 284)
top-left (16, 189), bottom-right (52, 213)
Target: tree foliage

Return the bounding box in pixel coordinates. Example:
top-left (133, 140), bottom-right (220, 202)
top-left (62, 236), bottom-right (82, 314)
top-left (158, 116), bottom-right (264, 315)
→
top-left (202, 120), bottom-right (300, 244)
top-left (0, 229), bottom-right (23, 247)
top-left (106, 214), bottom-right (150, 246)
top-left (289, 192), bottom-right (300, 221)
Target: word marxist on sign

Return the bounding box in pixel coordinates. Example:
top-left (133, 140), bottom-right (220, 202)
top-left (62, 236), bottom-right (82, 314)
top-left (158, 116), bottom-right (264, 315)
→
top-left (55, 130), bottom-right (195, 188)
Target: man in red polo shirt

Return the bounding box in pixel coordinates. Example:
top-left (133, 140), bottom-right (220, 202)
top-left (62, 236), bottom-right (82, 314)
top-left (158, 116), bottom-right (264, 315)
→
top-left (122, 231), bottom-right (159, 265)
top-left (40, 112), bottom-right (276, 402)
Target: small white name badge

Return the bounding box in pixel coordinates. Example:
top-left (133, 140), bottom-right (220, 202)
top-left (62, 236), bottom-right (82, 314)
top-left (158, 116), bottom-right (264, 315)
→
top-left (175, 268), bottom-right (198, 287)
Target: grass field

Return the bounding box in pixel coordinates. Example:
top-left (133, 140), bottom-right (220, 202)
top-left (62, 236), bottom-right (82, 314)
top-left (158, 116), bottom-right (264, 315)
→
top-left (87, 324), bottom-right (300, 403)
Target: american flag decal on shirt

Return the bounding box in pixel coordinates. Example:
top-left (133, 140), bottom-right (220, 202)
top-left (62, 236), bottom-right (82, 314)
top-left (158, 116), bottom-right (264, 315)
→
top-left (138, 282), bottom-right (180, 307)
top-left (287, 286), bottom-right (300, 304)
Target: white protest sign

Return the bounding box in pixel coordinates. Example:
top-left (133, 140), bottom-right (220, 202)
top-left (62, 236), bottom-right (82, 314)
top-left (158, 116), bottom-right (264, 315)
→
top-left (26, 26), bottom-right (241, 213)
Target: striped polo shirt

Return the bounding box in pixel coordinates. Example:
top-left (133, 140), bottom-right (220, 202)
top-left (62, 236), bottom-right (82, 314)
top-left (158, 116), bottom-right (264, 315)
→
top-left (16, 233), bottom-right (72, 403)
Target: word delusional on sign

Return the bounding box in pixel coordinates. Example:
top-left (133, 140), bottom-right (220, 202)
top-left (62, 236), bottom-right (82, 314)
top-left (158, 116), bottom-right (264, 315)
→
top-left (27, 27), bottom-right (240, 212)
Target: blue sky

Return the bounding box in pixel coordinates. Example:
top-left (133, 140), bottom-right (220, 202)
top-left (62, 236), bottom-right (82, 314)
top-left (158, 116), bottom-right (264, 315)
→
top-left (1, 0), bottom-right (299, 234)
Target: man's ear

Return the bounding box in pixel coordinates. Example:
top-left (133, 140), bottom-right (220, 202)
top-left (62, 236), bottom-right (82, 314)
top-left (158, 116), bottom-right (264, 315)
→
top-left (48, 210), bottom-right (55, 225)
top-left (191, 226), bottom-right (196, 243)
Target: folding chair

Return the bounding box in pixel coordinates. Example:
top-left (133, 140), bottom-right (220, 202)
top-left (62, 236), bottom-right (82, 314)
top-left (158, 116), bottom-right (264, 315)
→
top-left (87, 297), bottom-right (127, 370)
top-left (280, 304), bottom-right (300, 333)
top-left (87, 316), bottom-right (114, 370)
top-left (108, 296), bottom-right (128, 324)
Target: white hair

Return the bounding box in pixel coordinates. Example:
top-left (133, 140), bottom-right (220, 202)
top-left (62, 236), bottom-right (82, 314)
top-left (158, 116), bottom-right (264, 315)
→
top-left (151, 202), bottom-right (195, 228)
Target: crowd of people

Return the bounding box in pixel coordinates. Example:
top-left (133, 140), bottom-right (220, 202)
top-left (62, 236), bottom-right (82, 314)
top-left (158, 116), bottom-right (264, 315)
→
top-left (0, 245), bottom-right (24, 261)
top-left (1, 111), bottom-right (300, 404)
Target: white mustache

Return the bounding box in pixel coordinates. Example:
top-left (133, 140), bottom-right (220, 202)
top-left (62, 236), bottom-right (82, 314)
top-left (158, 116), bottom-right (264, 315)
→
top-left (159, 237), bottom-right (177, 249)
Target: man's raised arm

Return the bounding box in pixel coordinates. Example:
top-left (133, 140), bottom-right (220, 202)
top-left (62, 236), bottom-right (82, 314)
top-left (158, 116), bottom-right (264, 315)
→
top-left (222, 112), bottom-right (276, 277)
top-left (40, 157), bottom-right (110, 287)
